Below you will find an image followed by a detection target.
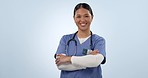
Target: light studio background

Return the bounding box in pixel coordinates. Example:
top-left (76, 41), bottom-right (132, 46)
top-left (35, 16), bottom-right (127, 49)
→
top-left (0, 0), bottom-right (148, 78)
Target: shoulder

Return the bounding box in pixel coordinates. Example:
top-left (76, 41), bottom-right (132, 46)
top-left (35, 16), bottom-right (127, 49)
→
top-left (92, 34), bottom-right (105, 41)
top-left (92, 34), bottom-right (105, 44)
top-left (62, 33), bottom-right (74, 38)
top-left (60, 33), bottom-right (75, 41)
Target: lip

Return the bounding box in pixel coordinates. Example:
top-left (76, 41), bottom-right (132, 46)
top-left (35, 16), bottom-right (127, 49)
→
top-left (80, 23), bottom-right (87, 26)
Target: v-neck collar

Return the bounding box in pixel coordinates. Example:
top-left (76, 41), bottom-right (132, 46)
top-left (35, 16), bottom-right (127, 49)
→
top-left (75, 34), bottom-right (91, 45)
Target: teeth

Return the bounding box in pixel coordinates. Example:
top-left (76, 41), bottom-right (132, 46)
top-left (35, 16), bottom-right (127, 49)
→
top-left (81, 24), bottom-right (86, 26)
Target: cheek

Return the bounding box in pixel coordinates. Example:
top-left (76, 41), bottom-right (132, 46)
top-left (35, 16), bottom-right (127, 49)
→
top-left (74, 18), bottom-right (76, 22)
top-left (74, 19), bottom-right (79, 24)
top-left (88, 19), bottom-right (93, 23)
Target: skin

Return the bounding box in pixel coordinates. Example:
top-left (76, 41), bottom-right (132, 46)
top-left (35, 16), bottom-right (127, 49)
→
top-left (55, 7), bottom-right (99, 66)
top-left (55, 50), bottom-right (99, 65)
top-left (74, 7), bottom-right (93, 38)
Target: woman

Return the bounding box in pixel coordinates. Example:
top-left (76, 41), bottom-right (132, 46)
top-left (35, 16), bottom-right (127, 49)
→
top-left (55, 3), bottom-right (106, 78)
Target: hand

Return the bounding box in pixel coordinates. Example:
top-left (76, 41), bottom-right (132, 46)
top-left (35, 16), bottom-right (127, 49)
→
top-left (55, 54), bottom-right (71, 66)
top-left (89, 49), bottom-right (100, 55)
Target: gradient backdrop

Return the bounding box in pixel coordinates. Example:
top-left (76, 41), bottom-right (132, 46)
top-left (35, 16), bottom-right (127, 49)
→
top-left (0, 0), bottom-right (148, 78)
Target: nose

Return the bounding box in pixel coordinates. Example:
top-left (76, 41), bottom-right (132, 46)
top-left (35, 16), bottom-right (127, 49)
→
top-left (80, 17), bottom-right (85, 22)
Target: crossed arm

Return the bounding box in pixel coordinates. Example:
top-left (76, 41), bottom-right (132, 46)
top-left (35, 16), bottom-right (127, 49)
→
top-left (55, 50), bottom-right (104, 71)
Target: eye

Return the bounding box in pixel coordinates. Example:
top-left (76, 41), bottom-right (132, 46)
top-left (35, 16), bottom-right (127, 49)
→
top-left (76, 16), bottom-right (81, 18)
top-left (85, 16), bottom-right (89, 17)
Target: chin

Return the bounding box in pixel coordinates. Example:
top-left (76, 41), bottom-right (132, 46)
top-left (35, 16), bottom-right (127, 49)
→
top-left (79, 28), bottom-right (89, 31)
top-left (80, 27), bottom-right (89, 31)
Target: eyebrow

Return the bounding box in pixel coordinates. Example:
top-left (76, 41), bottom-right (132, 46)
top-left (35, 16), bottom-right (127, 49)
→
top-left (75, 13), bottom-right (90, 16)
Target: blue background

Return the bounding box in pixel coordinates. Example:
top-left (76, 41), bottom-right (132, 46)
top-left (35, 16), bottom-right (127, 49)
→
top-left (0, 0), bottom-right (148, 78)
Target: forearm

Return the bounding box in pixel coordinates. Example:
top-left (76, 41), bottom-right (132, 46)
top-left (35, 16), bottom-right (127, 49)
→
top-left (56, 54), bottom-right (86, 71)
top-left (57, 63), bottom-right (86, 71)
top-left (56, 54), bottom-right (104, 71)
top-left (71, 54), bottom-right (104, 67)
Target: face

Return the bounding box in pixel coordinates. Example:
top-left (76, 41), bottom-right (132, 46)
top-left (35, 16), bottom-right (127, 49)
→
top-left (74, 8), bottom-right (93, 31)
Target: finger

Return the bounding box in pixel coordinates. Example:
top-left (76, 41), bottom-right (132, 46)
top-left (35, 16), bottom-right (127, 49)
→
top-left (89, 51), bottom-right (99, 55)
top-left (94, 49), bottom-right (99, 52)
top-left (94, 50), bottom-right (100, 53)
top-left (56, 54), bottom-right (65, 57)
top-left (55, 58), bottom-right (60, 64)
top-left (57, 54), bottom-right (66, 56)
top-left (56, 55), bottom-right (62, 59)
top-left (56, 60), bottom-right (61, 66)
top-left (90, 51), bottom-right (98, 53)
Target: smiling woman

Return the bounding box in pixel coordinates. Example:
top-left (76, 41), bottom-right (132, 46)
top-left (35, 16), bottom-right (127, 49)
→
top-left (74, 8), bottom-right (92, 34)
top-left (54, 3), bottom-right (106, 78)
top-left (73, 3), bottom-right (93, 37)
top-left (1, 0), bottom-right (148, 78)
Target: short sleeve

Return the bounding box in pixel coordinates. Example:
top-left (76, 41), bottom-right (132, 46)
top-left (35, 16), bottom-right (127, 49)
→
top-left (94, 37), bottom-right (106, 64)
top-left (55, 35), bottom-right (66, 55)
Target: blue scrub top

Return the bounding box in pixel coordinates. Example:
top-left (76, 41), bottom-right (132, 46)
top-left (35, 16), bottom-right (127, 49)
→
top-left (56, 33), bottom-right (106, 78)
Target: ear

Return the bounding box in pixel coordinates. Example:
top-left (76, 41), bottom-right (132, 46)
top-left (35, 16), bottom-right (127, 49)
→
top-left (73, 16), bottom-right (76, 22)
top-left (91, 16), bottom-right (93, 19)
top-left (90, 16), bottom-right (93, 22)
top-left (73, 16), bottom-right (75, 19)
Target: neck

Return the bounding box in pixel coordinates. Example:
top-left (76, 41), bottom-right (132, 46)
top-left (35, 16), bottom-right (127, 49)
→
top-left (77, 30), bottom-right (91, 38)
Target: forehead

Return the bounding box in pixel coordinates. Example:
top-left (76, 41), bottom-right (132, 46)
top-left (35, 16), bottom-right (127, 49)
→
top-left (75, 8), bottom-right (91, 15)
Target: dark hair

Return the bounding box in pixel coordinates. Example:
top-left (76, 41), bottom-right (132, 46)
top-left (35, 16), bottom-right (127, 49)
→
top-left (73, 3), bottom-right (94, 17)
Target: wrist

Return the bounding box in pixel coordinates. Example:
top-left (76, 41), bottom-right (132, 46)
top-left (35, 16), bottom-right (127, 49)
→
top-left (67, 56), bottom-right (72, 63)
